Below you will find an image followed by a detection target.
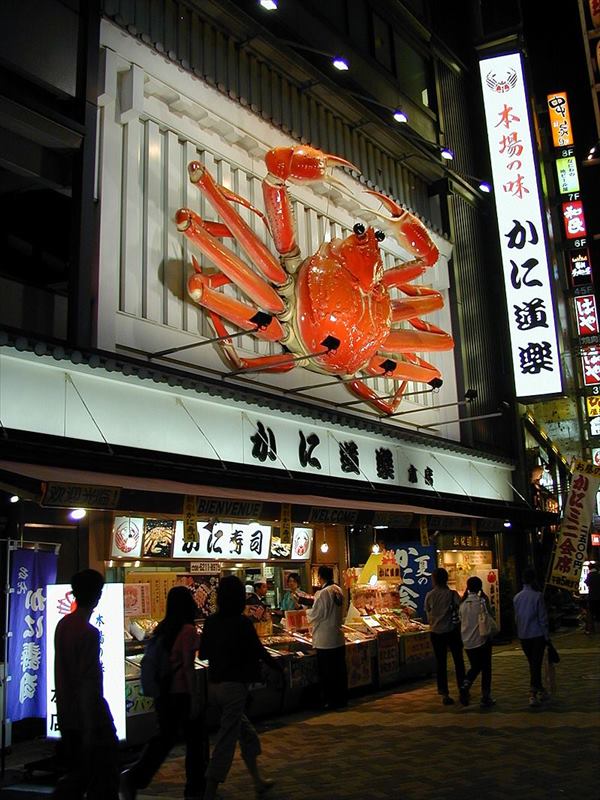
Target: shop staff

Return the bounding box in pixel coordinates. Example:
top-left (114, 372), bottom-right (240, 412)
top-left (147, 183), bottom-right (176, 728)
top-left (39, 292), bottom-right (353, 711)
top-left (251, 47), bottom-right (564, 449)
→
top-left (307, 565), bottom-right (348, 710)
top-left (245, 576), bottom-right (269, 621)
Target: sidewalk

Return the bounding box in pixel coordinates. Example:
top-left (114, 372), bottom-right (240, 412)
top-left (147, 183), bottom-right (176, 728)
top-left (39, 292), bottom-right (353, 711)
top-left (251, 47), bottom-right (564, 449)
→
top-left (2, 629), bottom-right (599, 800)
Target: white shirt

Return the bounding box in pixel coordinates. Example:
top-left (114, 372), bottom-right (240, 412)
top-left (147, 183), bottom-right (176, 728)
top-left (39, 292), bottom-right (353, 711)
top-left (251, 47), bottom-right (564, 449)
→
top-left (307, 583), bottom-right (345, 649)
top-left (459, 592), bottom-right (490, 649)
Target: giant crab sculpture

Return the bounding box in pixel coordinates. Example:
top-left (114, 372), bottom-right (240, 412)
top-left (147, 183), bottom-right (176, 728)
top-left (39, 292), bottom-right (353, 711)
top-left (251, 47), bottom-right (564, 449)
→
top-left (175, 145), bottom-right (453, 414)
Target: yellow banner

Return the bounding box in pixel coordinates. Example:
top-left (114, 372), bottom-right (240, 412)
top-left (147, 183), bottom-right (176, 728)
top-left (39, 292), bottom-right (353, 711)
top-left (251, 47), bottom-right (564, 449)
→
top-left (547, 91), bottom-right (574, 147)
top-left (280, 503), bottom-right (292, 544)
top-left (182, 495), bottom-right (199, 543)
top-left (420, 516), bottom-right (429, 546)
top-left (547, 460), bottom-right (600, 591)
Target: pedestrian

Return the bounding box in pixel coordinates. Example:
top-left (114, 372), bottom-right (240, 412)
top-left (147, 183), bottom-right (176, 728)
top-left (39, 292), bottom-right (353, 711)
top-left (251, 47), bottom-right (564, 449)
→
top-left (306, 564), bottom-right (348, 710)
top-left (513, 567), bottom-right (550, 707)
top-left (120, 586), bottom-right (205, 800)
top-left (200, 575), bottom-right (280, 800)
top-left (458, 576), bottom-right (496, 707)
top-left (584, 563), bottom-right (600, 634)
top-left (53, 569), bottom-right (119, 800)
top-left (424, 567), bottom-right (466, 705)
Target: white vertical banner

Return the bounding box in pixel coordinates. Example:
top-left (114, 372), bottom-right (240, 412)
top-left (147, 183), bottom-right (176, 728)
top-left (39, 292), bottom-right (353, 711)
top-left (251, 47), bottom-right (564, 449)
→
top-left (547, 460), bottom-right (600, 591)
top-left (479, 52), bottom-right (562, 398)
top-left (45, 583), bottom-right (126, 740)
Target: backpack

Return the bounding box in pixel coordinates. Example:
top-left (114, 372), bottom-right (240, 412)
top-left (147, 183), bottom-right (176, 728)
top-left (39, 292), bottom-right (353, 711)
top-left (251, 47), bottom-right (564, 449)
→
top-left (140, 634), bottom-right (173, 698)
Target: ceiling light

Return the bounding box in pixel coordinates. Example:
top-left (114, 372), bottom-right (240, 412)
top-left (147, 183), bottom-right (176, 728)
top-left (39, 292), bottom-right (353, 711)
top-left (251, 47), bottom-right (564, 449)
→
top-left (259, 0), bottom-right (278, 9)
top-left (70, 508), bottom-right (87, 520)
top-left (393, 109), bottom-right (408, 123)
top-left (478, 181), bottom-right (492, 193)
top-left (371, 542), bottom-right (380, 554)
top-left (9, 495), bottom-right (19, 504)
top-left (503, 520), bottom-right (511, 528)
top-left (440, 147), bottom-right (454, 160)
top-left (332, 56), bottom-right (349, 71)
top-left (320, 541), bottom-right (329, 553)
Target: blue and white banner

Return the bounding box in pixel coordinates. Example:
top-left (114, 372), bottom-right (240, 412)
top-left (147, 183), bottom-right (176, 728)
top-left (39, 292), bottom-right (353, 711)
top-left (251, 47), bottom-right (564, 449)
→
top-left (7, 548), bottom-right (58, 721)
top-left (391, 542), bottom-right (436, 620)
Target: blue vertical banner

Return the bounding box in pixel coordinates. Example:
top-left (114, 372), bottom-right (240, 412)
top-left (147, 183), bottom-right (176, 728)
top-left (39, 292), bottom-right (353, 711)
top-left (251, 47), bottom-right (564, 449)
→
top-left (7, 548), bottom-right (58, 721)
top-left (392, 542), bottom-right (436, 620)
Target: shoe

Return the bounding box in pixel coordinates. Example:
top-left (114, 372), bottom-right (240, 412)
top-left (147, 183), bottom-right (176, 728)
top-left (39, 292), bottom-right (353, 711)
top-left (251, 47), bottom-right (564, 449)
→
top-left (529, 694), bottom-right (541, 707)
top-left (480, 696), bottom-right (496, 708)
top-left (119, 770), bottom-right (137, 800)
top-left (442, 695), bottom-right (455, 705)
top-left (255, 778), bottom-right (275, 796)
top-left (459, 683), bottom-right (470, 706)
top-left (538, 690), bottom-right (550, 702)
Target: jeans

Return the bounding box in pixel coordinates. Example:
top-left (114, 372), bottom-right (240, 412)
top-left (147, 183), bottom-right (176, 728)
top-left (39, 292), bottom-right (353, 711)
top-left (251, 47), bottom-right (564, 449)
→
top-left (520, 636), bottom-right (547, 693)
top-left (53, 726), bottom-right (119, 800)
top-left (430, 628), bottom-right (466, 696)
top-left (316, 646), bottom-right (348, 708)
top-left (464, 640), bottom-right (493, 698)
top-left (206, 681), bottom-right (261, 784)
top-left (127, 693), bottom-right (206, 796)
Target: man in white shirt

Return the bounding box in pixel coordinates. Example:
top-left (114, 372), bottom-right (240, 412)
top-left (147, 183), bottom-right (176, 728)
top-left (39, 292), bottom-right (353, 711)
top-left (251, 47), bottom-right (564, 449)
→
top-left (307, 565), bottom-right (348, 709)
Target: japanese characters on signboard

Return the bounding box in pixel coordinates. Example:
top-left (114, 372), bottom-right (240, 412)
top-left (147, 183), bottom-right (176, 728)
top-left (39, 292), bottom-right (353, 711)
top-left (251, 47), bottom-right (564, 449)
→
top-left (592, 448), bottom-right (600, 467)
top-left (111, 516), bottom-right (144, 559)
top-left (582, 346), bottom-right (600, 386)
top-left (555, 155), bottom-right (580, 194)
top-left (547, 460), bottom-right (600, 591)
top-left (586, 396), bottom-right (600, 418)
top-left (575, 295), bottom-right (599, 336)
top-left (391, 542), bottom-right (435, 619)
top-left (123, 583), bottom-right (151, 617)
top-left (479, 53), bottom-right (562, 398)
top-left (172, 520), bottom-right (271, 560)
top-left (46, 583), bottom-right (126, 740)
top-left (562, 200), bottom-right (587, 240)
top-left (175, 573), bottom-right (218, 618)
top-left (547, 92), bottom-right (574, 147)
top-left (569, 251), bottom-right (593, 287)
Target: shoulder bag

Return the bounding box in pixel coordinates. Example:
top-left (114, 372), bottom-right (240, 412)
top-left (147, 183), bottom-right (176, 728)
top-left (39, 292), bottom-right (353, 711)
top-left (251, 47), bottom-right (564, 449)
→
top-left (478, 598), bottom-right (499, 638)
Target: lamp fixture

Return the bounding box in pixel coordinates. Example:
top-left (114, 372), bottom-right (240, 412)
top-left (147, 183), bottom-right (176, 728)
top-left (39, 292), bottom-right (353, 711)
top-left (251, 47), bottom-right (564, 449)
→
top-left (440, 146), bottom-right (454, 161)
top-left (344, 91), bottom-right (408, 124)
top-left (388, 389), bottom-right (477, 418)
top-left (320, 530), bottom-right (329, 553)
top-left (393, 109), bottom-right (408, 123)
top-left (583, 140), bottom-right (600, 166)
top-left (258, 0), bottom-right (278, 9)
top-left (371, 527), bottom-right (380, 554)
top-left (503, 520), bottom-right (512, 529)
top-left (150, 311), bottom-right (273, 359)
top-left (69, 508), bottom-right (87, 520)
top-left (417, 410), bottom-right (503, 430)
top-left (230, 335), bottom-right (340, 376)
top-left (277, 40), bottom-right (349, 72)
top-left (285, 356), bottom-right (397, 395)
top-left (9, 495), bottom-right (19, 504)
top-left (332, 56), bottom-right (349, 71)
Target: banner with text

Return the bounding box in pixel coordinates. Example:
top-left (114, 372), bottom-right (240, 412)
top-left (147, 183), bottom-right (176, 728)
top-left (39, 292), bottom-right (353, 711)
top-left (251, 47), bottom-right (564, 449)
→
top-left (547, 460), bottom-right (600, 591)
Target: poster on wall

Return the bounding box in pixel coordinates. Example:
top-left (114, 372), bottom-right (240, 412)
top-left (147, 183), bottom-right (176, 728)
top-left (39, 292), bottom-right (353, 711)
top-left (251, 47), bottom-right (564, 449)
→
top-left (7, 548), bottom-right (58, 722)
top-left (123, 583), bottom-right (151, 617)
top-left (291, 528), bottom-right (313, 561)
top-left (46, 583), bottom-right (126, 740)
top-left (175, 573), bottom-right (218, 619)
top-left (387, 542), bottom-right (435, 619)
top-left (111, 516), bottom-right (144, 558)
top-left (472, 569), bottom-right (501, 626)
top-left (126, 572), bottom-right (178, 619)
top-left (143, 519), bottom-right (176, 557)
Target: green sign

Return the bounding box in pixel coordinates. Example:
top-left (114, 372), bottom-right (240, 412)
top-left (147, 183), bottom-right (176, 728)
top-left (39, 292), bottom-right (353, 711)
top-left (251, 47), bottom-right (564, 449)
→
top-left (555, 156), bottom-right (580, 194)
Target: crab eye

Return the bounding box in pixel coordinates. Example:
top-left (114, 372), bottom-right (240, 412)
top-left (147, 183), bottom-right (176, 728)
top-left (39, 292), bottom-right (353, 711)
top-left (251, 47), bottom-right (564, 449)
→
top-left (353, 223), bottom-right (366, 237)
top-left (375, 230), bottom-right (385, 242)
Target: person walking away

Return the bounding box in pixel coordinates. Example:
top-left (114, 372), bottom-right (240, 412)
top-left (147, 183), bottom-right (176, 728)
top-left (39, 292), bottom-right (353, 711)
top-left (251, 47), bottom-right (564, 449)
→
top-left (585, 563), bottom-right (600, 633)
top-left (120, 586), bottom-right (205, 800)
top-left (458, 576), bottom-right (496, 707)
top-left (424, 567), bottom-right (466, 705)
top-left (200, 575), bottom-right (281, 800)
top-left (307, 564), bottom-right (348, 710)
top-left (513, 568), bottom-right (550, 707)
top-left (53, 569), bottom-right (119, 799)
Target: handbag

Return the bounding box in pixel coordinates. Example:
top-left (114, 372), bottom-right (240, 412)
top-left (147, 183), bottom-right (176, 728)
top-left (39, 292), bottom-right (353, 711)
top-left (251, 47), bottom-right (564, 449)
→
top-left (547, 640), bottom-right (560, 664)
top-left (478, 599), bottom-right (499, 638)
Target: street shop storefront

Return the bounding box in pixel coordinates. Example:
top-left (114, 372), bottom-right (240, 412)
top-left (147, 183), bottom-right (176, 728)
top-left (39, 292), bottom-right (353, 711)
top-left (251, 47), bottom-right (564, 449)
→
top-left (0, 340), bottom-right (546, 744)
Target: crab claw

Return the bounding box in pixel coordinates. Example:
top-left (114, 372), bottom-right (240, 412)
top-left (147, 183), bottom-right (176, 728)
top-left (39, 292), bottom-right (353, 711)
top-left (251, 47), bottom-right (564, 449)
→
top-left (264, 146), bottom-right (359, 184)
top-left (365, 190), bottom-right (439, 267)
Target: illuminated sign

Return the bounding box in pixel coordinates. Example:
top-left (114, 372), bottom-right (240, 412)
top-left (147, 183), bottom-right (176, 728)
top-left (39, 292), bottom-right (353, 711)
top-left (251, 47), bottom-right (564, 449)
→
top-left (563, 200), bottom-right (587, 240)
top-left (587, 396), bottom-right (600, 418)
top-left (593, 449), bottom-right (600, 467)
top-left (592, 533), bottom-right (600, 546)
top-left (172, 520), bottom-right (272, 559)
top-left (555, 156), bottom-right (580, 194)
top-left (569, 251), bottom-right (593, 286)
top-left (46, 583), bottom-right (126, 740)
top-left (582, 346), bottom-right (600, 386)
top-left (547, 92), bottom-right (574, 147)
top-left (591, 417), bottom-right (600, 436)
top-left (575, 294), bottom-right (599, 335)
top-left (479, 52), bottom-right (562, 398)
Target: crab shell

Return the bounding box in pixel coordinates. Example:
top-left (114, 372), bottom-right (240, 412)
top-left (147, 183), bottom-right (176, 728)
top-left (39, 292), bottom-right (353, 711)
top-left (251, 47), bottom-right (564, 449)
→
top-left (284, 227), bottom-right (391, 375)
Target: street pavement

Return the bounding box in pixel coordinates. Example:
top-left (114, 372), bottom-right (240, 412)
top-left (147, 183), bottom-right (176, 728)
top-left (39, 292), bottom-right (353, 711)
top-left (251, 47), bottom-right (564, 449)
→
top-left (1, 629), bottom-right (598, 800)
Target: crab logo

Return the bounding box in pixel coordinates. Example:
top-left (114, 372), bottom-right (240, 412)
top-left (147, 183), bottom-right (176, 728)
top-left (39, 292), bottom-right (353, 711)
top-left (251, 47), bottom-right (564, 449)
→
top-left (485, 68), bottom-right (518, 94)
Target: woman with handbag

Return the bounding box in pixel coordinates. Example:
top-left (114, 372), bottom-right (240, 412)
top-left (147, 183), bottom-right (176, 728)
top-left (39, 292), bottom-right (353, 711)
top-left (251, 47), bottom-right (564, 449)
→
top-left (458, 576), bottom-right (497, 707)
top-left (424, 568), bottom-right (466, 706)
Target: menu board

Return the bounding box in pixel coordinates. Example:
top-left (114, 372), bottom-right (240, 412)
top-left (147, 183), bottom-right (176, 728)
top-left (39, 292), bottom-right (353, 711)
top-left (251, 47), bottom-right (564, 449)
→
top-left (175, 573), bottom-right (218, 619)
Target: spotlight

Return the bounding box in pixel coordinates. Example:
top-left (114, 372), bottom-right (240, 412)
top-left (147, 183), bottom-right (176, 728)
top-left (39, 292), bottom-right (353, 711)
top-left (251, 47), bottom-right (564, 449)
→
top-left (9, 495), bottom-right (20, 504)
top-left (393, 109), bottom-right (408, 123)
top-left (478, 181), bottom-right (492, 193)
top-left (503, 520), bottom-right (511, 528)
top-left (259, 0), bottom-right (278, 8)
top-left (70, 508), bottom-right (87, 520)
top-left (440, 147), bottom-right (454, 161)
top-left (332, 56), bottom-right (349, 71)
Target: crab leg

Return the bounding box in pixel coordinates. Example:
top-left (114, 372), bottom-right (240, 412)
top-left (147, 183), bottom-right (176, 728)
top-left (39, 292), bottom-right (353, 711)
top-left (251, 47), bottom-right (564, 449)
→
top-left (382, 264), bottom-right (426, 288)
top-left (391, 293), bottom-right (444, 322)
top-left (345, 380), bottom-right (409, 416)
top-left (176, 209), bottom-right (285, 315)
top-left (188, 258), bottom-right (284, 342)
top-left (262, 145), bottom-right (358, 255)
top-left (365, 190), bottom-right (439, 268)
top-left (206, 310), bottom-right (296, 373)
top-left (383, 327), bottom-right (454, 352)
top-left (366, 353), bottom-right (442, 383)
top-left (187, 161), bottom-right (287, 285)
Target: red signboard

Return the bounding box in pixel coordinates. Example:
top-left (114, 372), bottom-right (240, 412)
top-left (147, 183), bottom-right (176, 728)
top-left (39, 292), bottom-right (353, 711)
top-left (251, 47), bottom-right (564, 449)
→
top-left (563, 201), bottom-right (587, 239)
top-left (575, 295), bottom-right (599, 335)
top-left (592, 533), bottom-right (600, 546)
top-left (582, 346), bottom-right (600, 385)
